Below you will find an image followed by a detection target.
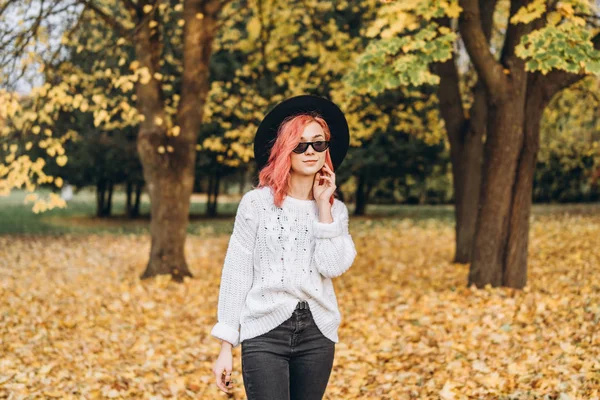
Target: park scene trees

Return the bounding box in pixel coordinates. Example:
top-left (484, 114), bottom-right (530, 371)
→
top-left (1, 0), bottom-right (599, 398)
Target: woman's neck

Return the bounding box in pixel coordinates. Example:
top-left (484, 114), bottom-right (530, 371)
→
top-left (288, 173), bottom-right (315, 200)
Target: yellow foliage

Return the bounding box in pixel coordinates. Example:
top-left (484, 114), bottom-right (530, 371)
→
top-left (1, 209), bottom-right (599, 397)
top-left (510, 0), bottom-right (546, 24)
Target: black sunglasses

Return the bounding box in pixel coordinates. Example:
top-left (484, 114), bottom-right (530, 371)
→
top-left (292, 140), bottom-right (330, 154)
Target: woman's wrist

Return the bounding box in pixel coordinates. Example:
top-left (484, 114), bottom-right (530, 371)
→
top-left (317, 201), bottom-right (333, 223)
top-left (220, 340), bottom-right (233, 350)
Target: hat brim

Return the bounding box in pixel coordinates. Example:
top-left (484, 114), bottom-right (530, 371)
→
top-left (254, 95), bottom-right (349, 172)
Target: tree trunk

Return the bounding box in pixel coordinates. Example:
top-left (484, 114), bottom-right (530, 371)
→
top-left (435, 9), bottom-right (494, 264)
top-left (503, 71), bottom-right (587, 287)
top-left (452, 83), bottom-right (486, 263)
top-left (133, 183), bottom-right (142, 218)
top-left (469, 78), bottom-right (529, 286)
top-left (354, 171), bottom-right (367, 215)
top-left (106, 181), bottom-right (114, 216)
top-left (206, 172), bottom-right (215, 215)
top-left (126, 181), bottom-right (133, 217)
top-left (211, 169), bottom-right (220, 216)
top-left (96, 179), bottom-right (106, 217)
top-left (138, 0), bottom-right (222, 282)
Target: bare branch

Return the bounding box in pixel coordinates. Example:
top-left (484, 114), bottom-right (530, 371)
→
top-left (458, 0), bottom-right (508, 98)
top-left (121, 0), bottom-right (138, 14)
top-left (79, 0), bottom-right (131, 38)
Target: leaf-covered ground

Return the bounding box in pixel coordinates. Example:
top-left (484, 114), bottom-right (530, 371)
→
top-left (0, 211), bottom-right (599, 399)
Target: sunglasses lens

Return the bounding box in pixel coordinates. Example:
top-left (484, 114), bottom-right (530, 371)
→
top-left (313, 141), bottom-right (328, 152)
top-left (293, 141), bottom-right (329, 153)
top-left (293, 143), bottom-right (308, 153)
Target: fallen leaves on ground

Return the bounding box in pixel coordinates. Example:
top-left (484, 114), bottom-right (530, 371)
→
top-left (0, 212), bottom-right (599, 399)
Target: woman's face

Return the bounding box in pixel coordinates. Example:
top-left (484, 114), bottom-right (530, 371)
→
top-left (290, 122), bottom-right (327, 176)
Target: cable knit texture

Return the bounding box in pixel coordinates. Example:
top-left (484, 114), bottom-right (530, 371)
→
top-left (210, 185), bottom-right (357, 348)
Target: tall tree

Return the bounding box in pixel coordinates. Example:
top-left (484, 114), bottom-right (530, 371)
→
top-left (0, 0), bottom-right (232, 281)
top-left (346, 0), bottom-right (600, 288)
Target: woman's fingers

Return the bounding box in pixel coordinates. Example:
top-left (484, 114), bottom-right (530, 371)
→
top-left (322, 164), bottom-right (335, 176)
top-left (320, 174), bottom-right (335, 185)
top-left (214, 368), bottom-right (230, 393)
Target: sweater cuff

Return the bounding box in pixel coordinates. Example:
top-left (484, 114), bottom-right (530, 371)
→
top-left (211, 322), bottom-right (240, 347)
top-left (313, 219), bottom-right (343, 239)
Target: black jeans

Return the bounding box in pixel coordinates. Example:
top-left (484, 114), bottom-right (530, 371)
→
top-left (241, 301), bottom-right (336, 400)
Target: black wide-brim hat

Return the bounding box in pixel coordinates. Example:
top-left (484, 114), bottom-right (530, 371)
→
top-left (254, 94), bottom-right (349, 172)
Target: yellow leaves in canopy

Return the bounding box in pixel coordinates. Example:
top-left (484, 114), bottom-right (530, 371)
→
top-left (94, 109), bottom-right (109, 127)
top-left (56, 155), bottom-right (68, 167)
top-left (143, 4), bottom-right (153, 13)
top-left (202, 137), bottom-right (227, 152)
top-left (440, 0), bottom-right (462, 18)
top-left (149, 20), bottom-right (158, 29)
top-left (557, 2), bottom-right (575, 17)
top-left (157, 146), bottom-right (165, 154)
top-left (169, 126), bottom-right (180, 137)
top-left (43, 102), bottom-right (54, 113)
top-left (510, 0), bottom-right (546, 24)
top-left (69, 74), bottom-right (80, 85)
top-left (247, 16), bottom-right (261, 40)
top-left (32, 126), bottom-right (41, 135)
top-left (154, 116), bottom-right (163, 126)
top-left (196, 13), bottom-right (204, 20)
top-left (177, 19), bottom-right (185, 27)
top-left (137, 67), bottom-right (152, 85)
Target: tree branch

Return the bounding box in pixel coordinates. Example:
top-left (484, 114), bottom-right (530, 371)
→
top-left (458, 0), bottom-right (508, 98)
top-left (121, 0), bottom-right (138, 13)
top-left (80, 0), bottom-right (131, 38)
top-left (479, 0), bottom-right (498, 41)
top-left (534, 32), bottom-right (600, 105)
top-left (432, 17), bottom-right (466, 145)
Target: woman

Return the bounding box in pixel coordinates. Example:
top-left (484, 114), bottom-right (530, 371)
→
top-left (211, 95), bottom-right (357, 400)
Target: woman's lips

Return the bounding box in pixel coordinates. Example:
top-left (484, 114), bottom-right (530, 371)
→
top-left (304, 161), bottom-right (317, 164)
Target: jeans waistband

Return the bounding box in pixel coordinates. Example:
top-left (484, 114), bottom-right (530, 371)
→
top-left (295, 300), bottom-right (309, 310)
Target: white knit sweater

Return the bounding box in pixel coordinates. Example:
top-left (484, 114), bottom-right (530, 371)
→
top-left (210, 185), bottom-right (357, 348)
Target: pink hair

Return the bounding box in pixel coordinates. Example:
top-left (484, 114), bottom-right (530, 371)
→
top-left (257, 112), bottom-right (336, 208)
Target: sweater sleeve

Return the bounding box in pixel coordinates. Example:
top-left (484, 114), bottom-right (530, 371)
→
top-left (312, 200), bottom-right (357, 279)
top-left (210, 191), bottom-right (257, 348)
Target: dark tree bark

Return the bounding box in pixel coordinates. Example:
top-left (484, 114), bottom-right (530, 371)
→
top-left (504, 70), bottom-right (587, 287)
top-left (133, 183), bottom-right (143, 218)
top-left (126, 181), bottom-right (143, 218)
top-left (434, 4), bottom-right (494, 263)
top-left (354, 171), bottom-right (367, 215)
top-left (96, 179), bottom-right (106, 218)
top-left (126, 181), bottom-right (133, 216)
top-left (460, 0), bottom-right (532, 288)
top-left (206, 169), bottom-right (221, 217)
top-left (135, 0), bottom-right (225, 282)
top-left (106, 181), bottom-right (114, 216)
top-left (458, 0), bottom-right (598, 288)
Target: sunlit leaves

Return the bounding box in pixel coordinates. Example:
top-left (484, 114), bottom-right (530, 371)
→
top-left (346, 23), bottom-right (457, 93)
top-left (1, 207), bottom-right (599, 396)
top-left (510, 0), bottom-right (547, 24)
top-left (516, 22), bottom-right (600, 75)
